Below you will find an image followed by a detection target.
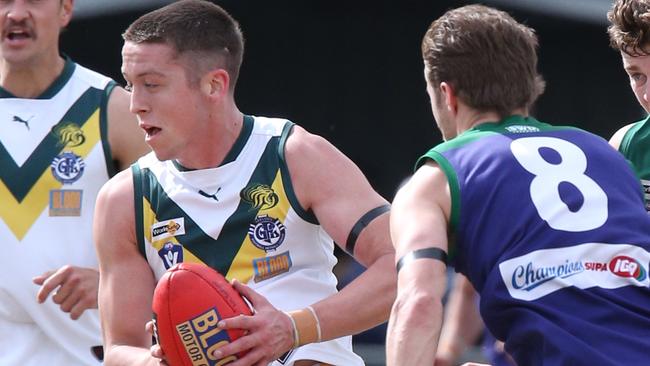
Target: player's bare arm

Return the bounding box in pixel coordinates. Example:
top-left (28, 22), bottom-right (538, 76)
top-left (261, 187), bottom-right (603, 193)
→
top-left (94, 169), bottom-right (159, 366)
top-left (386, 162), bottom-right (450, 366)
top-left (285, 125), bottom-right (396, 339)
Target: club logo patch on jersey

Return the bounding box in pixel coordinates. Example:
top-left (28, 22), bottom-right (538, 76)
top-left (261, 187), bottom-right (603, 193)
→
top-left (55, 123), bottom-right (86, 147)
top-left (499, 243), bottom-right (650, 301)
top-left (252, 251), bottom-right (293, 283)
top-left (240, 183), bottom-right (279, 210)
top-left (49, 189), bottom-right (82, 216)
top-left (158, 241), bottom-right (184, 269)
top-left (248, 215), bottom-right (286, 251)
top-left (505, 125), bottom-right (540, 133)
top-left (152, 218), bottom-right (186, 241)
top-left (51, 152), bottom-right (85, 184)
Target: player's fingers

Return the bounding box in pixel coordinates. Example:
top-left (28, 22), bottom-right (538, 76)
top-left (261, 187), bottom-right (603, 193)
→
top-left (68, 292), bottom-right (96, 320)
top-left (217, 313), bottom-right (254, 330)
top-left (217, 344), bottom-right (264, 366)
top-left (212, 332), bottom-right (258, 361)
top-left (146, 320), bottom-right (155, 334)
top-left (35, 270), bottom-right (66, 303)
top-left (150, 343), bottom-right (165, 359)
top-left (32, 270), bottom-right (55, 285)
top-left (231, 279), bottom-right (269, 309)
top-left (59, 289), bottom-right (81, 312)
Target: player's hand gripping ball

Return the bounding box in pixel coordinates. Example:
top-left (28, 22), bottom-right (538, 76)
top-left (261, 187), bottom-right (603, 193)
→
top-left (152, 262), bottom-right (252, 366)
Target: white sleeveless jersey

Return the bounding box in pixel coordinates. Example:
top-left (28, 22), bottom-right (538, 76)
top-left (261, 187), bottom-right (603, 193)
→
top-left (133, 115), bottom-right (364, 366)
top-left (0, 59), bottom-right (114, 365)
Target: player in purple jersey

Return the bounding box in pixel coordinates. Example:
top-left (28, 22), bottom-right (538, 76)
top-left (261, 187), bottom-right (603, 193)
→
top-left (386, 4), bottom-right (650, 366)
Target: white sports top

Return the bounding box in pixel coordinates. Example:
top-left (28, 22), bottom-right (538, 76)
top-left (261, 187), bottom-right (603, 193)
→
top-left (0, 58), bottom-right (113, 366)
top-left (133, 115), bottom-right (364, 366)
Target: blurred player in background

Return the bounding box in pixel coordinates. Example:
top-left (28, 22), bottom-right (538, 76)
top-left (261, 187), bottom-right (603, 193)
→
top-left (387, 4), bottom-right (650, 365)
top-left (608, 0), bottom-right (650, 211)
top-left (94, 1), bottom-right (395, 365)
top-left (435, 273), bottom-right (514, 366)
top-left (0, 0), bottom-right (149, 364)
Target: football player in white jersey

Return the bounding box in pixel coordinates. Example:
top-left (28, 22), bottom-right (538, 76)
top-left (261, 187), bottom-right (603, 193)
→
top-left (0, 0), bottom-right (149, 365)
top-left (94, 1), bottom-right (396, 365)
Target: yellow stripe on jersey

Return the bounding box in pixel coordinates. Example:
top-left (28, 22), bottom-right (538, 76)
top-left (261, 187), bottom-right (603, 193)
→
top-left (0, 109), bottom-right (101, 240)
top-left (226, 169), bottom-right (291, 282)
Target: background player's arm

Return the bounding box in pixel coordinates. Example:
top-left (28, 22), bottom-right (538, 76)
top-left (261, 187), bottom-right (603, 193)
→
top-left (107, 86), bottom-right (150, 170)
top-left (94, 169), bottom-right (159, 366)
top-left (435, 273), bottom-right (484, 366)
top-left (386, 162), bottom-right (450, 366)
top-left (609, 123), bottom-right (635, 150)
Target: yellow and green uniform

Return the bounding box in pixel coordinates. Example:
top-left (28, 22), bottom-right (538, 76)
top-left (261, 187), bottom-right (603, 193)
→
top-left (0, 57), bottom-right (116, 365)
top-left (133, 115), bottom-right (364, 366)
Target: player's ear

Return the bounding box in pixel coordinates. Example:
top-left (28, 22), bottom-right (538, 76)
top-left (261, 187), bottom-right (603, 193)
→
top-left (60, 0), bottom-right (74, 27)
top-left (200, 69), bottom-right (229, 98)
top-left (439, 81), bottom-right (458, 114)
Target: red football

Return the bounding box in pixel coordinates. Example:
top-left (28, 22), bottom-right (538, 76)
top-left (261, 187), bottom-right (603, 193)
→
top-left (152, 262), bottom-right (252, 366)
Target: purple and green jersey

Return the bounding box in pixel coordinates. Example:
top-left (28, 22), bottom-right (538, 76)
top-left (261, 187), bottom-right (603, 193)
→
top-left (620, 115), bottom-right (650, 211)
top-left (418, 115), bottom-right (650, 365)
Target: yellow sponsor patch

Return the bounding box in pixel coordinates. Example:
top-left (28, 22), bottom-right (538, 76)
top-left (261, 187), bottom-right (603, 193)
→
top-left (253, 251), bottom-right (292, 283)
top-left (49, 189), bottom-right (82, 216)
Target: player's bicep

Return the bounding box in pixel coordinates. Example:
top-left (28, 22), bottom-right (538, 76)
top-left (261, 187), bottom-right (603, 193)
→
top-left (285, 128), bottom-right (392, 265)
top-left (391, 163), bottom-right (451, 259)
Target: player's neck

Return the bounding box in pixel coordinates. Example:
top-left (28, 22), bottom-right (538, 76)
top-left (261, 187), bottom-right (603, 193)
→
top-left (0, 54), bottom-right (66, 98)
top-left (459, 107), bottom-right (528, 133)
top-left (175, 105), bottom-right (244, 170)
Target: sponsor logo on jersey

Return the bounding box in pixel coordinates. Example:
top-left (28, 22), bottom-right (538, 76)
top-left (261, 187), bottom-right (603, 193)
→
top-left (151, 218), bottom-right (186, 241)
top-left (608, 255), bottom-right (647, 281)
top-left (252, 251), bottom-right (292, 283)
top-left (51, 151), bottom-right (85, 184)
top-left (12, 115), bottom-right (32, 130)
top-left (240, 183), bottom-right (279, 210)
top-left (158, 241), bottom-right (184, 269)
top-left (499, 243), bottom-right (650, 301)
top-left (248, 215), bottom-right (286, 251)
top-left (54, 123), bottom-right (86, 147)
top-left (175, 308), bottom-right (236, 366)
top-left (49, 189), bottom-right (82, 216)
top-left (505, 125), bottom-right (540, 133)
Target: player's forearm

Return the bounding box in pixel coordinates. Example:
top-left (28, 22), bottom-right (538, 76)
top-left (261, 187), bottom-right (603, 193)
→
top-left (104, 345), bottom-right (159, 366)
top-left (386, 293), bottom-right (443, 366)
top-left (313, 253), bottom-right (395, 340)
